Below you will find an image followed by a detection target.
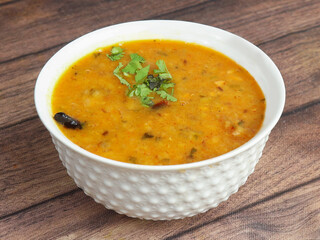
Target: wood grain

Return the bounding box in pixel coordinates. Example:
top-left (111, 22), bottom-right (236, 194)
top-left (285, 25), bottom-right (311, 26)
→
top-left (0, 0), bottom-right (19, 6)
top-left (153, 0), bottom-right (320, 44)
top-left (1, 0), bottom-right (319, 239)
top-left (0, 118), bottom-right (76, 217)
top-left (259, 26), bottom-right (320, 113)
top-left (1, 98), bottom-right (319, 240)
top-left (0, 0), bottom-right (207, 63)
top-left (170, 178), bottom-right (320, 240)
top-left (0, 46), bottom-right (60, 128)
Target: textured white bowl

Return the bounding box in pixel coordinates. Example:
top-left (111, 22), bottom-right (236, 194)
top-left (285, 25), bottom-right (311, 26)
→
top-left (34, 20), bottom-right (285, 220)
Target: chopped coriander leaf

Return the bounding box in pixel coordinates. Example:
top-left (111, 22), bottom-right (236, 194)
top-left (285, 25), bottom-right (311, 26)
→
top-left (127, 86), bottom-right (136, 97)
top-left (108, 54), bottom-right (124, 61)
top-left (135, 65), bottom-right (150, 83)
top-left (122, 53), bottom-right (145, 74)
top-left (130, 53), bottom-right (145, 63)
top-left (159, 73), bottom-right (172, 80)
top-left (113, 62), bottom-right (130, 87)
top-left (135, 84), bottom-right (153, 98)
top-left (156, 90), bottom-right (177, 102)
top-left (122, 60), bottom-right (142, 74)
top-left (129, 84), bottom-right (154, 107)
top-left (167, 94), bottom-right (177, 102)
top-left (161, 82), bottom-right (175, 90)
top-left (154, 60), bottom-right (172, 80)
top-left (140, 96), bottom-right (154, 107)
top-left (107, 46), bottom-right (124, 61)
top-left (154, 60), bottom-right (167, 73)
top-left (111, 46), bottom-right (123, 55)
top-left (111, 53), bottom-right (176, 107)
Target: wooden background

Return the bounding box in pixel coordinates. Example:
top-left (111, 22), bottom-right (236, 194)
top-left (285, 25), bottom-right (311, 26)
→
top-left (0, 0), bottom-right (319, 239)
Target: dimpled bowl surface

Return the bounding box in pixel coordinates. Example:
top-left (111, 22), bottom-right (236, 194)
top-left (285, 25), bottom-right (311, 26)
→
top-left (53, 134), bottom-right (268, 220)
top-left (35, 20), bottom-right (285, 220)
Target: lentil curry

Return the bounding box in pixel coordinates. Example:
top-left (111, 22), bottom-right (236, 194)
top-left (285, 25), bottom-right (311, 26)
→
top-left (51, 40), bottom-right (266, 165)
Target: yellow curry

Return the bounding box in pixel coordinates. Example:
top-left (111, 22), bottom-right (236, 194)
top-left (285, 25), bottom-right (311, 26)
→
top-left (51, 40), bottom-right (265, 165)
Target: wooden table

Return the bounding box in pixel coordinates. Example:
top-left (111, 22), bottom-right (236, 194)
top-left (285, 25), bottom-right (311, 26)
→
top-left (1, 0), bottom-right (319, 239)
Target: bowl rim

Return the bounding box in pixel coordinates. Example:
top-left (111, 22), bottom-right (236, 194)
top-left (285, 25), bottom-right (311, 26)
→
top-left (34, 20), bottom-right (286, 171)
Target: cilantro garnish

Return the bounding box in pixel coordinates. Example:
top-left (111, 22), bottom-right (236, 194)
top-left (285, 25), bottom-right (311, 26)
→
top-left (154, 60), bottom-right (167, 73)
top-left (113, 62), bottom-right (130, 87)
top-left (155, 90), bottom-right (177, 102)
top-left (135, 65), bottom-right (150, 83)
top-left (161, 82), bottom-right (175, 90)
top-left (130, 53), bottom-right (145, 63)
top-left (154, 60), bottom-right (172, 80)
top-left (107, 47), bottom-right (124, 61)
top-left (107, 50), bottom-right (177, 107)
top-left (122, 60), bottom-right (142, 74)
top-left (128, 83), bottom-right (154, 107)
top-left (122, 53), bottom-right (145, 74)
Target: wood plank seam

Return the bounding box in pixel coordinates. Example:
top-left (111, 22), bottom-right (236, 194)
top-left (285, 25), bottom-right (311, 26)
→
top-left (0, 42), bottom-right (66, 66)
top-left (0, 188), bottom-right (80, 221)
top-left (0, 115), bottom-right (38, 131)
top-left (142, 0), bottom-right (212, 20)
top-left (271, 39), bottom-right (320, 57)
top-left (229, 0), bottom-right (318, 33)
top-left (0, 0), bottom-right (21, 8)
top-left (282, 99), bottom-right (320, 117)
top-left (258, 23), bottom-right (320, 48)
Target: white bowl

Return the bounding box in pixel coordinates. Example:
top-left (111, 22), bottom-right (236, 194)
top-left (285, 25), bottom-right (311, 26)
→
top-left (34, 20), bottom-right (285, 220)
